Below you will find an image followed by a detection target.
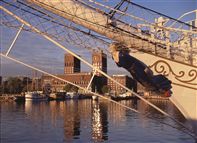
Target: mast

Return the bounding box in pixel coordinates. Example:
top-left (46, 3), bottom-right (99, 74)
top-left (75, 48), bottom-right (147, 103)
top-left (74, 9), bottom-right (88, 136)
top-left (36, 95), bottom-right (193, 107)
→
top-left (28, 0), bottom-right (156, 50)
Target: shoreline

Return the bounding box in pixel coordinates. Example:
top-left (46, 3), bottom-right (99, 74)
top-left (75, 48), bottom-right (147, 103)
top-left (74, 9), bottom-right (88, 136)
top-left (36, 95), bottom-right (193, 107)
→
top-left (0, 94), bottom-right (169, 102)
top-left (0, 95), bottom-right (19, 102)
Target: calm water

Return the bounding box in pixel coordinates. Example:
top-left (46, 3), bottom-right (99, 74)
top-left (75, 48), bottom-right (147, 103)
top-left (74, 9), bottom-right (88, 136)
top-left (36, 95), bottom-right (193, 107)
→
top-left (0, 99), bottom-right (195, 143)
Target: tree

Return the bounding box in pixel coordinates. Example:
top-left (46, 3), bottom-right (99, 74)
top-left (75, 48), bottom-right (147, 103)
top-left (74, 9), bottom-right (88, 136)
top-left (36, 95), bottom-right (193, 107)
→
top-left (2, 80), bottom-right (9, 94)
top-left (64, 84), bottom-right (79, 93)
top-left (42, 83), bottom-right (52, 94)
top-left (71, 86), bottom-right (79, 93)
top-left (64, 84), bottom-right (72, 92)
top-left (6, 77), bottom-right (24, 94)
top-left (0, 85), bottom-right (2, 96)
top-left (22, 77), bottom-right (32, 92)
top-left (101, 85), bottom-right (110, 94)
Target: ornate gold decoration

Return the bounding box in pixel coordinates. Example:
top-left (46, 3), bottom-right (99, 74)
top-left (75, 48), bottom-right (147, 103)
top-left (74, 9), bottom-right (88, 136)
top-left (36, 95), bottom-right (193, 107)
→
top-left (149, 60), bottom-right (197, 86)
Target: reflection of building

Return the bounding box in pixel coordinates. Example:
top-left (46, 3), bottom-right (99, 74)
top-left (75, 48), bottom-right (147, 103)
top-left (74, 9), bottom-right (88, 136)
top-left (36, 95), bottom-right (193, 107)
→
top-left (92, 101), bottom-right (108, 142)
top-left (108, 101), bottom-right (127, 124)
top-left (64, 54), bottom-right (80, 74)
top-left (63, 101), bottom-right (80, 141)
top-left (108, 75), bottom-right (137, 93)
top-left (48, 100), bottom-right (93, 141)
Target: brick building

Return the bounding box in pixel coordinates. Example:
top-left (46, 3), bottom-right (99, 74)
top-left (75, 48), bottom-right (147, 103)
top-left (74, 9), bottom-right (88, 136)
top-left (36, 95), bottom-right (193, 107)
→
top-left (64, 54), bottom-right (80, 74)
top-left (108, 75), bottom-right (137, 94)
top-left (42, 51), bottom-right (136, 94)
top-left (42, 73), bottom-right (96, 93)
top-left (92, 50), bottom-right (107, 75)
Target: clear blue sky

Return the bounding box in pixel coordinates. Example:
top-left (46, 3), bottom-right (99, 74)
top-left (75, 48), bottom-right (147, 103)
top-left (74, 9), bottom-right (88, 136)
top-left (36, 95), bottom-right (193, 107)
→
top-left (1, 0), bottom-right (196, 77)
top-left (133, 0), bottom-right (196, 18)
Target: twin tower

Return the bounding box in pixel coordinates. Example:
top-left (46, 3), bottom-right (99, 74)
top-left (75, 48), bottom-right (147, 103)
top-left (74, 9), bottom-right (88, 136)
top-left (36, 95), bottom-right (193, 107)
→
top-left (64, 50), bottom-right (107, 75)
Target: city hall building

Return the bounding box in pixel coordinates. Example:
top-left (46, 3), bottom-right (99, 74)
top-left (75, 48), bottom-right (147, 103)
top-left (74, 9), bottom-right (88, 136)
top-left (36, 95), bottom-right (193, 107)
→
top-left (42, 50), bottom-right (136, 93)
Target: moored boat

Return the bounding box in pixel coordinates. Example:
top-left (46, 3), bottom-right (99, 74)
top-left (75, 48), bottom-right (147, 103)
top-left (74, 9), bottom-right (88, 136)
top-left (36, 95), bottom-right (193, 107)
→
top-left (25, 92), bottom-right (48, 101)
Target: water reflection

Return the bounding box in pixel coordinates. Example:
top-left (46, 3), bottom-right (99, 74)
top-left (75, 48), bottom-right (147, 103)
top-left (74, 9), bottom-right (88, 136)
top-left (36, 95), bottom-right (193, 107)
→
top-left (63, 101), bottom-right (80, 141)
top-left (91, 101), bottom-right (108, 142)
top-left (1, 99), bottom-right (194, 143)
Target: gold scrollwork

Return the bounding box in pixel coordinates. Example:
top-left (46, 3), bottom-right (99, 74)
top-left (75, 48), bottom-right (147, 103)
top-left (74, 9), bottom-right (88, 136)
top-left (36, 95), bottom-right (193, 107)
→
top-left (149, 60), bottom-right (197, 85)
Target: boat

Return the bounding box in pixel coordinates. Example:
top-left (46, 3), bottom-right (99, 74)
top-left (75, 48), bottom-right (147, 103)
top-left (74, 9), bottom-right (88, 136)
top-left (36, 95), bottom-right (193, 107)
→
top-left (66, 92), bottom-right (79, 99)
top-left (111, 92), bottom-right (136, 101)
top-left (1, 0), bottom-right (196, 135)
top-left (25, 92), bottom-right (48, 101)
top-left (27, 1), bottom-right (196, 133)
top-left (49, 92), bottom-right (67, 100)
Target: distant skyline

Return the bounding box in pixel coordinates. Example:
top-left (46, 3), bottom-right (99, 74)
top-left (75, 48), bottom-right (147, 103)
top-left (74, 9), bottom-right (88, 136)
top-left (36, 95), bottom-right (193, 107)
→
top-left (1, 0), bottom-right (196, 77)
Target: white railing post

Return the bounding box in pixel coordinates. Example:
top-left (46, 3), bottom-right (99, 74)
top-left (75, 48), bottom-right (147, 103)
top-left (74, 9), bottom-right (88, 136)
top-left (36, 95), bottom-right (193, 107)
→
top-left (166, 31), bottom-right (171, 58)
top-left (6, 24), bottom-right (24, 56)
top-left (86, 70), bottom-right (97, 91)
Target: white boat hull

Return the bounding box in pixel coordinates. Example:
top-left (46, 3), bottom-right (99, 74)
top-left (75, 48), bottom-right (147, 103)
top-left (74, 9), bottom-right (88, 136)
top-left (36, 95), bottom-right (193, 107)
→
top-left (25, 97), bottom-right (48, 101)
top-left (132, 52), bottom-right (197, 133)
top-left (25, 92), bottom-right (48, 101)
top-left (28, 0), bottom-right (197, 129)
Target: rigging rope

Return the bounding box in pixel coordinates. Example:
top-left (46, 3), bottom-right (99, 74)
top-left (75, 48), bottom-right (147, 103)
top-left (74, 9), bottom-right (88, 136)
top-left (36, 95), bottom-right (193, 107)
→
top-left (1, 1), bottom-right (197, 140)
top-left (1, 53), bottom-right (196, 140)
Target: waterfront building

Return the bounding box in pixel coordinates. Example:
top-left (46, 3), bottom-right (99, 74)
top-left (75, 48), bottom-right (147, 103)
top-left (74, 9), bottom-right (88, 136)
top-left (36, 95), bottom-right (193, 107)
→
top-left (108, 75), bottom-right (137, 94)
top-left (42, 51), bottom-right (136, 94)
top-left (42, 72), bottom-right (95, 92)
top-left (92, 50), bottom-right (107, 75)
top-left (64, 53), bottom-right (81, 74)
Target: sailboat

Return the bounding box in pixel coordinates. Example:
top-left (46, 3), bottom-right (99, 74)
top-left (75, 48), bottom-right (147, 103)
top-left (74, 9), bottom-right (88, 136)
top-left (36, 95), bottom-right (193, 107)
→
top-left (25, 72), bottom-right (48, 101)
top-left (1, 0), bottom-right (196, 135)
top-left (25, 91), bottom-right (48, 101)
top-left (24, 0), bottom-right (196, 132)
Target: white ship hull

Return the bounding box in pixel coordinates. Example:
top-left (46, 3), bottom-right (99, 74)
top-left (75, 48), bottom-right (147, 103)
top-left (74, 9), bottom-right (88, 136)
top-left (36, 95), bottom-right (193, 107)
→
top-left (132, 52), bottom-right (197, 133)
top-left (4, 0), bottom-right (196, 133)
top-left (25, 92), bottom-right (48, 101)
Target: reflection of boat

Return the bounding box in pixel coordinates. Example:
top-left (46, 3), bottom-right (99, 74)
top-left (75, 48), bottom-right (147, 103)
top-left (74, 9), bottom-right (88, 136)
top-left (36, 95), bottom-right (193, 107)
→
top-left (92, 95), bottom-right (98, 100)
top-left (25, 92), bottom-right (48, 101)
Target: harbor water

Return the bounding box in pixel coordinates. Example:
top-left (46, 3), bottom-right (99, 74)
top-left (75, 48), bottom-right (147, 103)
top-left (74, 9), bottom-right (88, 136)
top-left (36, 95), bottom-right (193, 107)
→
top-left (1, 99), bottom-right (195, 143)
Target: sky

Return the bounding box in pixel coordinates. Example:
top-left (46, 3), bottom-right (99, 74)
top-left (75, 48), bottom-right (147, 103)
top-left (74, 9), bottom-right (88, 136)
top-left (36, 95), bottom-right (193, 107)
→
top-left (133, 0), bottom-right (196, 18)
top-left (1, 0), bottom-right (196, 77)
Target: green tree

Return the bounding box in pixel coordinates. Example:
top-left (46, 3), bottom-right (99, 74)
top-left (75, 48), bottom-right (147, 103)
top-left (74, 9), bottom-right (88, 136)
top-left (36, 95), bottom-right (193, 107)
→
top-left (71, 86), bottom-right (79, 93)
top-left (0, 85), bottom-right (2, 96)
top-left (101, 85), bottom-right (110, 94)
top-left (2, 80), bottom-right (8, 94)
top-left (6, 77), bottom-right (24, 94)
top-left (64, 84), bottom-right (72, 92)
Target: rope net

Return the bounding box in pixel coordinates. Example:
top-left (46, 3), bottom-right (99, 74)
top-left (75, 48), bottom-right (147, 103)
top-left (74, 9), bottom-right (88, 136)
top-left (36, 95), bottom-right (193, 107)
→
top-left (1, 0), bottom-right (197, 139)
top-left (1, 0), bottom-right (197, 65)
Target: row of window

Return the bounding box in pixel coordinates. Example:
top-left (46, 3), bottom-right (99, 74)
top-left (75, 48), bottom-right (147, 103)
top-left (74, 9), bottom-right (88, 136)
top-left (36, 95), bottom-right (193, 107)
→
top-left (53, 80), bottom-right (91, 85)
top-left (53, 81), bottom-right (66, 85)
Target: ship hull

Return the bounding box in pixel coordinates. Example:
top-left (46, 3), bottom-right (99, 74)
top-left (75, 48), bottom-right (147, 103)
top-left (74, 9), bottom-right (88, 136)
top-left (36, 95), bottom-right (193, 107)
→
top-left (132, 52), bottom-right (197, 133)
